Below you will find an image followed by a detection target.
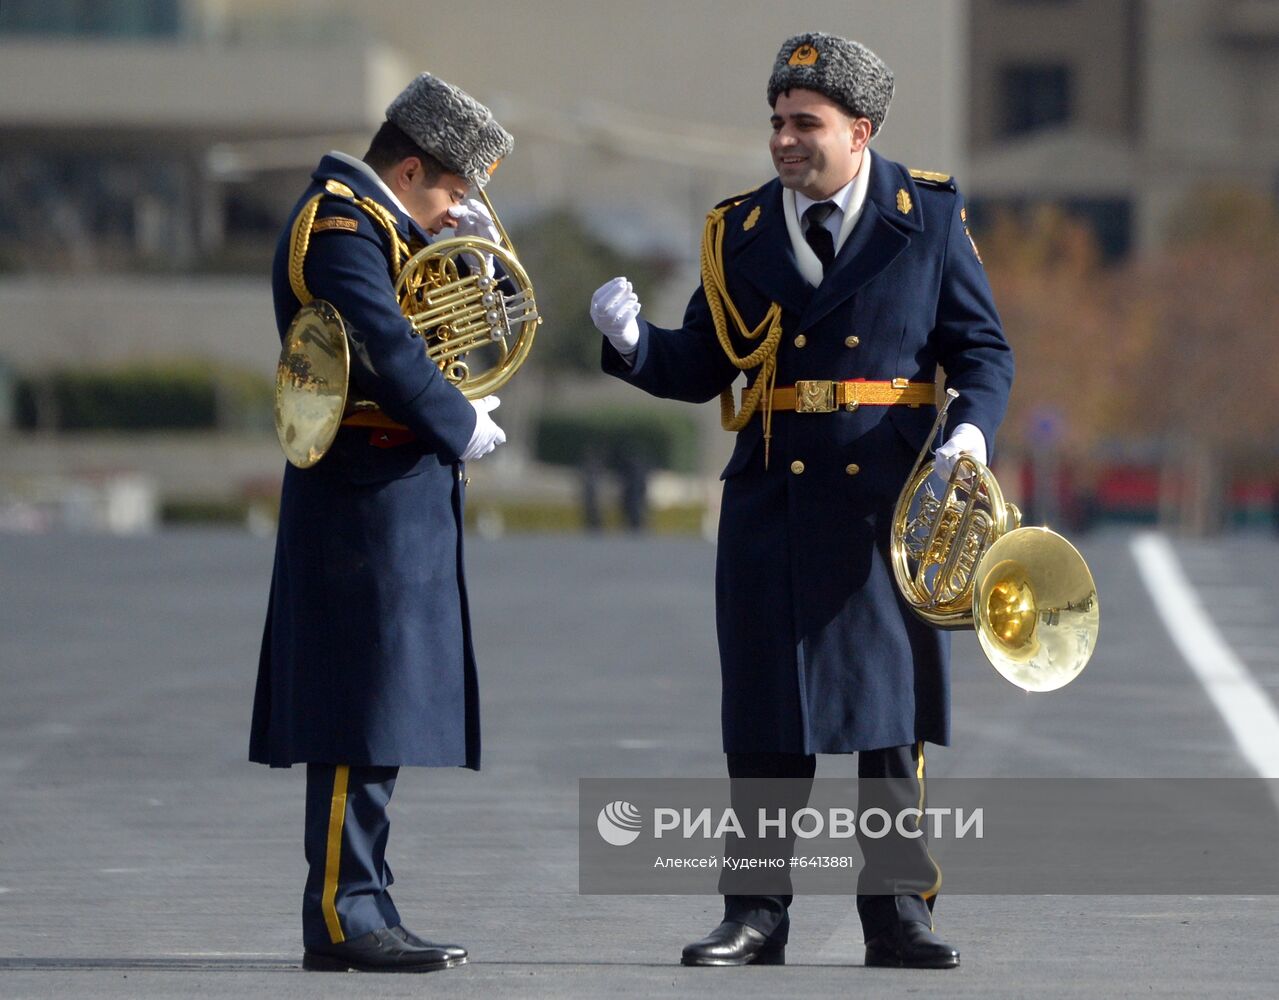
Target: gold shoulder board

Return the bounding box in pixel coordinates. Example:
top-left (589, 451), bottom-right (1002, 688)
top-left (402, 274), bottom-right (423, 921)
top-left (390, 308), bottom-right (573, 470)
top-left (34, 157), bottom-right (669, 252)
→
top-left (713, 185), bottom-right (762, 211)
top-left (909, 169), bottom-right (953, 185)
top-left (324, 179), bottom-right (357, 199)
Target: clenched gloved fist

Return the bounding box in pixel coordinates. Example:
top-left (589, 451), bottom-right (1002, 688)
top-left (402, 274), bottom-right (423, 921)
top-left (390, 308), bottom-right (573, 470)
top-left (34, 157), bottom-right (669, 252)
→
top-left (461, 395), bottom-right (506, 462)
top-left (934, 423), bottom-right (987, 480)
top-left (590, 276), bottom-right (641, 354)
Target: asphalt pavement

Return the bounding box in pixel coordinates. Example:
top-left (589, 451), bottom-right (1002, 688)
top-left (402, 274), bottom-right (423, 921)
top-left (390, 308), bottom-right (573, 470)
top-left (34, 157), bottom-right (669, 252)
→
top-left (1, 525), bottom-right (1277, 998)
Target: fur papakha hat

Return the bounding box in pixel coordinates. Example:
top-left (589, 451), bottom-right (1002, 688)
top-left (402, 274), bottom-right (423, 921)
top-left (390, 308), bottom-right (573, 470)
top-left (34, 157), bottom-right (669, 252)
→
top-left (386, 73), bottom-right (514, 188)
top-left (767, 32), bottom-right (894, 137)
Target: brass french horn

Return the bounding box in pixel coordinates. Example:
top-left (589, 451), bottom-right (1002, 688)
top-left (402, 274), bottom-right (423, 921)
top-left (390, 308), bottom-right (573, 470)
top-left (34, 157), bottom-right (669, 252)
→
top-left (275, 188), bottom-right (539, 468)
top-left (890, 389), bottom-right (1099, 692)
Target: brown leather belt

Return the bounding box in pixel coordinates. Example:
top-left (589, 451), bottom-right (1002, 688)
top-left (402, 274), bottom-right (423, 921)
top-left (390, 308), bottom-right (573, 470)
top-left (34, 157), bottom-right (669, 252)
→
top-left (755, 379), bottom-right (936, 413)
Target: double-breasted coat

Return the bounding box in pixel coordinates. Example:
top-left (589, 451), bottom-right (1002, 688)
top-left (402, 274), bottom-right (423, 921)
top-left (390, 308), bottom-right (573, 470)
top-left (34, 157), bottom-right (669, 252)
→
top-left (250, 155), bottom-right (482, 770)
top-left (604, 154), bottom-right (1014, 755)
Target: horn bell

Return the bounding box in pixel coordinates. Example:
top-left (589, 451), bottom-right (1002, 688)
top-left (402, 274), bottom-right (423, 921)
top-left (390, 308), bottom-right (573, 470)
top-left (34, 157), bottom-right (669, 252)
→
top-left (973, 526), bottom-right (1099, 693)
top-left (890, 433), bottom-right (1100, 692)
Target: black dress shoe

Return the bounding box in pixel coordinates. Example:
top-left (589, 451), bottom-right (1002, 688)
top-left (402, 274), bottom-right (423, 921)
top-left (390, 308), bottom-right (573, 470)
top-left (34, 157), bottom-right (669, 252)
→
top-left (389, 925), bottom-right (468, 963)
top-left (303, 925), bottom-right (468, 972)
top-left (681, 920), bottom-right (785, 966)
top-left (864, 920), bottom-right (959, 969)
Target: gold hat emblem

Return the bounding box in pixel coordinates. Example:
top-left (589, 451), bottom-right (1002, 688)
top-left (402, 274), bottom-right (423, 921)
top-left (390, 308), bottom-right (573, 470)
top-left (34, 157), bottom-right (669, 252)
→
top-left (743, 205), bottom-right (761, 231)
top-left (788, 44), bottom-right (819, 67)
top-left (896, 189), bottom-right (913, 215)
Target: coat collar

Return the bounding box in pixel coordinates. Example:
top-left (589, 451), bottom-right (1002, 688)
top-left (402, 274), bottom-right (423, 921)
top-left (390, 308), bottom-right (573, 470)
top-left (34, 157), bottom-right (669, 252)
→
top-left (729, 179), bottom-right (814, 317)
top-left (723, 157), bottom-right (927, 328)
top-left (797, 156), bottom-right (923, 332)
top-left (312, 153), bottom-right (432, 246)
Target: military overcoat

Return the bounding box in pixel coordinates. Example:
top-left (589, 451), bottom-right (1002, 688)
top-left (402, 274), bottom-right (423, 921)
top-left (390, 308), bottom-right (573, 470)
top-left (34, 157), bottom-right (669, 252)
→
top-left (604, 155), bottom-right (1014, 754)
top-left (250, 155), bottom-right (482, 769)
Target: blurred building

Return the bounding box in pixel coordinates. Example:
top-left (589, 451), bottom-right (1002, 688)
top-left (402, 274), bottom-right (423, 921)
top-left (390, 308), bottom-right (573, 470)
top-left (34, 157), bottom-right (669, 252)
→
top-left (0, 0), bottom-right (968, 510)
top-left (968, 0), bottom-right (1279, 257)
top-left (0, 0), bottom-right (966, 372)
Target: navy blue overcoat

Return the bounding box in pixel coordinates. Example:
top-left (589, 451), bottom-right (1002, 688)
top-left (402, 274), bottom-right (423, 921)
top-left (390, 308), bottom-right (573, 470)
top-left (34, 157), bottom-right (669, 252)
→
top-left (250, 155), bottom-right (482, 769)
top-left (604, 154), bottom-right (1014, 755)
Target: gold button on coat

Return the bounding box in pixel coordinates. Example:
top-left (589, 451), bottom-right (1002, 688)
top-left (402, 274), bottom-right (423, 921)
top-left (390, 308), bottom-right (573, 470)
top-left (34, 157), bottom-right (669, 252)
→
top-left (794, 334), bottom-right (807, 348)
top-left (790, 460), bottom-right (805, 475)
top-left (845, 463), bottom-right (861, 476)
top-left (845, 335), bottom-right (860, 348)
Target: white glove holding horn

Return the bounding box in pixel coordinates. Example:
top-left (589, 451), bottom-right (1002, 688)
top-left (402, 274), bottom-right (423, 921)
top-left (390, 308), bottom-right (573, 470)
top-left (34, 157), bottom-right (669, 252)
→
top-left (460, 395), bottom-right (505, 462)
top-left (934, 423), bottom-right (987, 480)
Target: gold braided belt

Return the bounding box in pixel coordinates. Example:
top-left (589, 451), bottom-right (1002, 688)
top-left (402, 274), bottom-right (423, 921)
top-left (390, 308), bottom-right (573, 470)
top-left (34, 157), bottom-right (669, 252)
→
top-left (761, 378), bottom-right (936, 413)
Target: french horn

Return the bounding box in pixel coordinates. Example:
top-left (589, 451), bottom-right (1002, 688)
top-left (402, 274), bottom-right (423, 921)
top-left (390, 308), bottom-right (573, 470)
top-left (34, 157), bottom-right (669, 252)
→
top-left (890, 389), bottom-right (1099, 692)
top-left (275, 188), bottom-right (539, 468)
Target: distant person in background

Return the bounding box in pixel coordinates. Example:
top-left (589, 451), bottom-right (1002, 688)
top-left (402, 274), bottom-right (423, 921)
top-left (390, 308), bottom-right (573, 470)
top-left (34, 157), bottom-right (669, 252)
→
top-left (589, 33), bottom-right (1013, 969)
top-left (250, 73), bottom-right (511, 974)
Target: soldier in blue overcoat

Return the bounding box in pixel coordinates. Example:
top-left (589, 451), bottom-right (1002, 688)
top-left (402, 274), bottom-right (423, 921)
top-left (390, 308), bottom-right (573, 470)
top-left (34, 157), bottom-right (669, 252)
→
top-left (249, 73), bottom-right (513, 973)
top-left (591, 33), bottom-right (1014, 969)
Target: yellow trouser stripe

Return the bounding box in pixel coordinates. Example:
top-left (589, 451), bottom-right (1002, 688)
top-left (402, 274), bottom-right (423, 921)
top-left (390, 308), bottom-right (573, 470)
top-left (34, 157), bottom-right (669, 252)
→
top-left (917, 742), bottom-right (943, 920)
top-left (321, 765), bottom-right (350, 944)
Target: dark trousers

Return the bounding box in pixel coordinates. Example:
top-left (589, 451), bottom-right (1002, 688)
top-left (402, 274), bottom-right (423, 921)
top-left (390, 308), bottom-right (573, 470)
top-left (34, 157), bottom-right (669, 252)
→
top-left (303, 764), bottom-right (401, 948)
top-left (721, 746), bottom-right (939, 944)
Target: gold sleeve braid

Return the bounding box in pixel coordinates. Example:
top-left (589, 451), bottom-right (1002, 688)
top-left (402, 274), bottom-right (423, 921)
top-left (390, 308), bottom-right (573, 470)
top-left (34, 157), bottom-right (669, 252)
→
top-left (287, 184), bottom-right (411, 307)
top-left (701, 199), bottom-right (785, 468)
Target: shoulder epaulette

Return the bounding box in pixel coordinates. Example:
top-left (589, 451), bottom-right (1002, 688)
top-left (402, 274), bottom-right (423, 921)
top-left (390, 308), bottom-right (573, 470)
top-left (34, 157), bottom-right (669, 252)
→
top-left (909, 169), bottom-right (955, 190)
top-left (714, 185), bottom-right (762, 211)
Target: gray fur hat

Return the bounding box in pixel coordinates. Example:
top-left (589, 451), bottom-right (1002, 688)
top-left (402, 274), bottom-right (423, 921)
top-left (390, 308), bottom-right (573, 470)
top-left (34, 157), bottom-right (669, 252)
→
top-left (767, 32), bottom-right (894, 137)
top-left (385, 73), bottom-right (514, 188)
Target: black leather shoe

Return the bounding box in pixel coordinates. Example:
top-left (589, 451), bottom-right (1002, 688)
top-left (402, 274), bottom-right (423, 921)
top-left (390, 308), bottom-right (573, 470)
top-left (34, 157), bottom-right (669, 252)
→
top-left (303, 925), bottom-right (468, 972)
top-left (681, 920), bottom-right (785, 966)
top-left (389, 925), bottom-right (468, 963)
top-left (864, 920), bottom-right (959, 969)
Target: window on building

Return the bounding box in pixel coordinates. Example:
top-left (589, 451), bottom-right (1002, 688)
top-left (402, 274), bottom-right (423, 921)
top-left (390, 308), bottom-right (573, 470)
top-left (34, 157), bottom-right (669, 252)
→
top-left (999, 64), bottom-right (1074, 137)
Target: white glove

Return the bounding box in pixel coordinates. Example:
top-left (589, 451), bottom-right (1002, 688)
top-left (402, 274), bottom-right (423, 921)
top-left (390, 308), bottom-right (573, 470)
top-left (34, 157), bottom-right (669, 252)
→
top-left (446, 199), bottom-right (499, 276)
top-left (460, 395), bottom-right (505, 462)
top-left (934, 423), bottom-right (987, 480)
top-left (447, 198), bottom-right (501, 243)
top-left (590, 276), bottom-right (641, 354)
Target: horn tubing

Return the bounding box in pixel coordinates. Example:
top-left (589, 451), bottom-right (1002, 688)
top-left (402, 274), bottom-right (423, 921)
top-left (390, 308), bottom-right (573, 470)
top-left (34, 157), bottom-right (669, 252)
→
top-left (427, 329), bottom-right (509, 361)
top-left (907, 388), bottom-right (960, 604)
top-left (410, 293), bottom-right (505, 332)
top-left (935, 462), bottom-right (984, 606)
top-left (417, 277), bottom-right (484, 311)
top-left (411, 300), bottom-right (498, 333)
top-left (477, 188), bottom-right (517, 255)
top-left (408, 284), bottom-right (523, 331)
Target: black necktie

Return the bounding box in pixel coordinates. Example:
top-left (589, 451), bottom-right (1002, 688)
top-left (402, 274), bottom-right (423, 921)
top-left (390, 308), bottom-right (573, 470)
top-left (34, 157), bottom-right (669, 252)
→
top-left (803, 201), bottom-right (837, 269)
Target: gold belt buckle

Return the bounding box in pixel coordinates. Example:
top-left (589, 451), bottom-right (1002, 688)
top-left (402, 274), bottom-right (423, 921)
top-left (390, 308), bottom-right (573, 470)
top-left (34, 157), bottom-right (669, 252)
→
top-left (794, 380), bottom-right (836, 413)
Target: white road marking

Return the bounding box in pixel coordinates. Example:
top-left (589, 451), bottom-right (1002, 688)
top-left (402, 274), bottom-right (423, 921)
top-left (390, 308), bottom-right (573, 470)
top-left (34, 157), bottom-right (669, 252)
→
top-left (1130, 532), bottom-right (1279, 778)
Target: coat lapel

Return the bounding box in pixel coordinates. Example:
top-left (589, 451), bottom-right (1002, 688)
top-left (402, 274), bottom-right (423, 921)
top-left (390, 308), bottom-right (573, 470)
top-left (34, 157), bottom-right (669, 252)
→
top-left (730, 181), bottom-right (813, 318)
top-left (798, 158), bottom-right (923, 333)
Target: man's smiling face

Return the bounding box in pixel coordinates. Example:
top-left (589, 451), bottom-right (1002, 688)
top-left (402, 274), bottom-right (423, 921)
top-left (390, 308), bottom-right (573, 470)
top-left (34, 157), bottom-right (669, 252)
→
top-left (769, 88), bottom-right (870, 200)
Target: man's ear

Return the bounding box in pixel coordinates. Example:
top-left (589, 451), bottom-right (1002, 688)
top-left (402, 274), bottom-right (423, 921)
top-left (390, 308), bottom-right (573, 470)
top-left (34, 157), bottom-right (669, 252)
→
top-left (393, 156), bottom-right (422, 192)
top-left (850, 117), bottom-right (872, 153)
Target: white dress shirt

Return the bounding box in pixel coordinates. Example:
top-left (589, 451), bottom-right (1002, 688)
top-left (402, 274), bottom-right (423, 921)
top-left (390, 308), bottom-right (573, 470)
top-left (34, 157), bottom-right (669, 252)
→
top-left (784, 148), bottom-right (874, 286)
